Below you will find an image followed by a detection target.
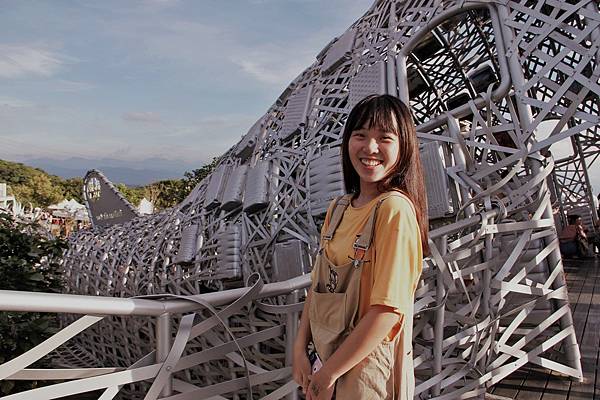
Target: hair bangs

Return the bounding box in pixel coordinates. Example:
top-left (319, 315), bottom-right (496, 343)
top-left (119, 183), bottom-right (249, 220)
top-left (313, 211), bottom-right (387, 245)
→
top-left (353, 97), bottom-right (399, 135)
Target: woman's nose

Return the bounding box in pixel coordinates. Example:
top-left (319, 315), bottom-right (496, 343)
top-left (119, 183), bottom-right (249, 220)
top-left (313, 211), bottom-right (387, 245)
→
top-left (364, 138), bottom-right (378, 153)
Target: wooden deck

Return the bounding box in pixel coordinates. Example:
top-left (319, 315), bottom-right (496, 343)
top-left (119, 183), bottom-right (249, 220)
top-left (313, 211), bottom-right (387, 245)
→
top-left (489, 257), bottom-right (600, 400)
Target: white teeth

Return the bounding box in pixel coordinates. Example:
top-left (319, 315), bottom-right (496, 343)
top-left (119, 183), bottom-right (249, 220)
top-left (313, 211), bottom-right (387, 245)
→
top-left (360, 158), bottom-right (382, 166)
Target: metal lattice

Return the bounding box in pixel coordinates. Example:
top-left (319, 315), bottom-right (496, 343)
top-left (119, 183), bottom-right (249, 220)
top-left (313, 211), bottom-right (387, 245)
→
top-left (56, 1), bottom-right (599, 398)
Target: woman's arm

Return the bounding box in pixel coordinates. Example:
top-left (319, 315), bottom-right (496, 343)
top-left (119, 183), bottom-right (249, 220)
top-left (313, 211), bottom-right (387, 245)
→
top-left (294, 290), bottom-right (313, 349)
top-left (307, 305), bottom-right (402, 399)
top-left (293, 290), bottom-right (313, 394)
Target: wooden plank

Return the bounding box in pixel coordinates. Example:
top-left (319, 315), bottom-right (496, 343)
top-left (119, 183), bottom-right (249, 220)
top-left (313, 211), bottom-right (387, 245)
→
top-left (514, 367), bottom-right (548, 400)
top-left (491, 370), bottom-right (529, 399)
top-left (541, 371), bottom-right (570, 400)
top-left (566, 258), bottom-right (599, 400)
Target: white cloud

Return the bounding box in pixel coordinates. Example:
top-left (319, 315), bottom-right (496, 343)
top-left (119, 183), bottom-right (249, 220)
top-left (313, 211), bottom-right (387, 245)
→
top-left (52, 79), bottom-right (96, 92)
top-left (0, 45), bottom-right (67, 78)
top-left (0, 97), bottom-right (35, 108)
top-left (143, 0), bottom-right (180, 7)
top-left (100, 13), bottom-right (322, 89)
top-left (164, 114), bottom-right (255, 141)
top-left (233, 44), bottom-right (314, 85)
top-left (122, 111), bottom-right (162, 123)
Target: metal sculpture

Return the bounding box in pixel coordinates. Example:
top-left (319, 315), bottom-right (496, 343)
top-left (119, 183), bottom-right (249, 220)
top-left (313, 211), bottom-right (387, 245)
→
top-left (83, 170), bottom-right (140, 229)
top-left (52, 0), bottom-right (599, 398)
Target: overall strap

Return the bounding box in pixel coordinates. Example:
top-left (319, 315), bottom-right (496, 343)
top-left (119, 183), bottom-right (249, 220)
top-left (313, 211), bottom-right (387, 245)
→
top-left (322, 195), bottom-right (352, 241)
top-left (353, 192), bottom-right (407, 259)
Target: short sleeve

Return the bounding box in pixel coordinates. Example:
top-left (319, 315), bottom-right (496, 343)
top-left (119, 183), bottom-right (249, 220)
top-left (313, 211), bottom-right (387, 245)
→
top-left (369, 196), bottom-right (423, 316)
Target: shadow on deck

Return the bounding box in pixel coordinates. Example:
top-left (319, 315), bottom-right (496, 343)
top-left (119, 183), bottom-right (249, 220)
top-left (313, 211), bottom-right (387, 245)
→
top-left (489, 257), bottom-right (600, 400)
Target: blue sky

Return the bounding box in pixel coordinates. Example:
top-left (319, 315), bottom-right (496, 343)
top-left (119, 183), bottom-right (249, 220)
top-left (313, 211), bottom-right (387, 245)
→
top-left (0, 0), bottom-right (373, 165)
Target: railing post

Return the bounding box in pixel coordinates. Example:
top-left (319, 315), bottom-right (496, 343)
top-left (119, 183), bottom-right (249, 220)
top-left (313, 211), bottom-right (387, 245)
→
top-left (480, 215), bottom-right (493, 373)
top-left (433, 235), bottom-right (447, 397)
top-left (286, 290), bottom-right (300, 400)
top-left (156, 312), bottom-right (172, 397)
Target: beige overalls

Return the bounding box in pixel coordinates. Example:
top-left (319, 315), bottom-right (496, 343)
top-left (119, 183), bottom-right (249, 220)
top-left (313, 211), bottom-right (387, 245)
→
top-left (309, 194), bottom-right (402, 399)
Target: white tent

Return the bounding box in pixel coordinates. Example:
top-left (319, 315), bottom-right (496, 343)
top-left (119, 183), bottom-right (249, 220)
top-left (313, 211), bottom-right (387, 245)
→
top-left (48, 199), bottom-right (89, 221)
top-left (138, 198), bottom-right (154, 215)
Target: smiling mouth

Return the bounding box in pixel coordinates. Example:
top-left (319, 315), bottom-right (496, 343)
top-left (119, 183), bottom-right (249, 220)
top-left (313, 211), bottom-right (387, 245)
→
top-left (360, 158), bottom-right (382, 167)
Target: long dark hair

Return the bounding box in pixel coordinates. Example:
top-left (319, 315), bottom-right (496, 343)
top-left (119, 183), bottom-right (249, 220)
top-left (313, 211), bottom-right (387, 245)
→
top-left (341, 94), bottom-right (429, 254)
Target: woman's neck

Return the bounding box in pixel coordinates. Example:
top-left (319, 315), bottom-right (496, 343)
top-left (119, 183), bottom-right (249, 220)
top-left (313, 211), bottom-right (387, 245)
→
top-left (353, 183), bottom-right (382, 207)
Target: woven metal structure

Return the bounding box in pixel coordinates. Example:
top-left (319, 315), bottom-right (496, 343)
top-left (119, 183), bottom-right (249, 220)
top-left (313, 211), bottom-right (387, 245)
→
top-left (47, 0), bottom-right (600, 398)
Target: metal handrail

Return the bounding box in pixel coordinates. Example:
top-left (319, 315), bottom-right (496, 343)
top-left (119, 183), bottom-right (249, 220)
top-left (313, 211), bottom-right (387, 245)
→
top-left (0, 274), bottom-right (311, 316)
top-left (0, 275), bottom-right (311, 400)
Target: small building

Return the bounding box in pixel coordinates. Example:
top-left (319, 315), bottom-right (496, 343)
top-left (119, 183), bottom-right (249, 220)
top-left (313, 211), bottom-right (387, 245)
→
top-left (47, 199), bottom-right (90, 237)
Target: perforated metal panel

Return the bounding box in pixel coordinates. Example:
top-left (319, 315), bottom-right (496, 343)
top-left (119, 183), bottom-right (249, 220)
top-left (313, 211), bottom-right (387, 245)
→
top-left (174, 224), bottom-right (201, 265)
top-left (420, 141), bottom-right (452, 219)
top-left (243, 161), bottom-right (271, 213)
top-left (348, 61), bottom-right (387, 109)
top-left (280, 85), bottom-right (313, 140)
top-left (221, 165), bottom-right (248, 211)
top-left (83, 170), bottom-right (139, 228)
top-left (308, 147), bottom-right (345, 216)
top-left (321, 28), bottom-right (356, 74)
top-left (272, 240), bottom-right (310, 281)
top-left (236, 118), bottom-right (262, 160)
top-left (204, 164), bottom-right (230, 210)
top-left (216, 225), bottom-right (241, 278)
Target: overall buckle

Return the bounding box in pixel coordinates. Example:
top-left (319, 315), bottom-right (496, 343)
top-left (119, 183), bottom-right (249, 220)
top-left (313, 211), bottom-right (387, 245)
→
top-left (352, 242), bottom-right (368, 263)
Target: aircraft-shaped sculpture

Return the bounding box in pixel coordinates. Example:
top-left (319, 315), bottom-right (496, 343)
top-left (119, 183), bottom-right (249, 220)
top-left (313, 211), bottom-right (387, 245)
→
top-left (83, 169), bottom-right (140, 229)
top-left (60, 0), bottom-right (599, 398)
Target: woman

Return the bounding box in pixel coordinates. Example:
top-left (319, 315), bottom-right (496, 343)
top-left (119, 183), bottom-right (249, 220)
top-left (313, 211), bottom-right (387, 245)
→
top-left (293, 94), bottom-right (429, 399)
top-left (559, 214), bottom-right (590, 258)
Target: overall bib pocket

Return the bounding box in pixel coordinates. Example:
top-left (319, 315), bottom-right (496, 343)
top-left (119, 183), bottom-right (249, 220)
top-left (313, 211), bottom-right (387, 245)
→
top-left (309, 290), bottom-right (347, 335)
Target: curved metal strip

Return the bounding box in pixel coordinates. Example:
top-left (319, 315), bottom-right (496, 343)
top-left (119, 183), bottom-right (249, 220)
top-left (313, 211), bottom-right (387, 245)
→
top-left (0, 315), bottom-right (103, 381)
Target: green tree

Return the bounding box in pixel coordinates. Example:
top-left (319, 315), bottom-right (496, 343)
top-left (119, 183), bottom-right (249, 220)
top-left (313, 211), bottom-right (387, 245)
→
top-left (115, 183), bottom-right (145, 207)
top-left (0, 160), bottom-right (79, 208)
top-left (58, 177), bottom-right (84, 203)
top-left (0, 213), bottom-right (66, 394)
top-left (181, 157), bottom-right (219, 194)
top-left (147, 179), bottom-right (186, 209)
top-left (0, 160), bottom-right (31, 186)
top-left (27, 173), bottom-right (63, 207)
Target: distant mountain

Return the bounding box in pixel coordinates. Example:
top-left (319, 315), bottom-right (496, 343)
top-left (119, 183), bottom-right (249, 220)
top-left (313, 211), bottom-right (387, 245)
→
top-left (19, 157), bottom-right (202, 186)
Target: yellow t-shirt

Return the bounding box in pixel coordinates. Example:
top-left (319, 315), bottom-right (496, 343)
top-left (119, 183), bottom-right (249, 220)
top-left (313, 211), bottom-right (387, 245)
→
top-left (318, 191), bottom-right (423, 337)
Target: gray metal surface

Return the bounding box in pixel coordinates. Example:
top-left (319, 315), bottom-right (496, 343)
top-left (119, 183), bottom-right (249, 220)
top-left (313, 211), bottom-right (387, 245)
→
top-left (83, 170), bottom-right (140, 229)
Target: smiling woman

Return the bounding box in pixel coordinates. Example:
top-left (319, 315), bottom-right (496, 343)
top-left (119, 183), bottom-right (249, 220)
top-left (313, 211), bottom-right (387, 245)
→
top-left (293, 94), bottom-right (429, 399)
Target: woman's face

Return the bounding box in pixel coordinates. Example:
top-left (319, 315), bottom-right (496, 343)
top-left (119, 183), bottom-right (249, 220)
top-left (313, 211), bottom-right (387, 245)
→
top-left (348, 124), bottom-right (400, 192)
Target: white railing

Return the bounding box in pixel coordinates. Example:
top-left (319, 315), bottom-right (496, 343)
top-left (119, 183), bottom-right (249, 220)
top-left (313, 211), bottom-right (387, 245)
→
top-left (0, 274), bottom-right (310, 400)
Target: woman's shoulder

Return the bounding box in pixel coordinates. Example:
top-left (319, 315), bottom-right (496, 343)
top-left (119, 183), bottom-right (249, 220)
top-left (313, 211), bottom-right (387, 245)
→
top-left (376, 191), bottom-right (416, 216)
